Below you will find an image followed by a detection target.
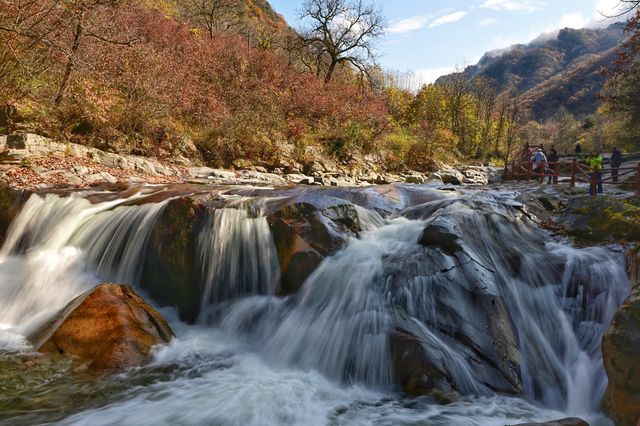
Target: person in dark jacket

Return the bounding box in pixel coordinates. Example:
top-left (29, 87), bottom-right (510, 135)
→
top-left (611, 147), bottom-right (623, 183)
top-left (547, 145), bottom-right (559, 184)
top-left (575, 142), bottom-right (582, 155)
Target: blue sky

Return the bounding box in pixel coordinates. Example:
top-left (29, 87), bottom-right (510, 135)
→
top-left (268, 0), bottom-right (625, 84)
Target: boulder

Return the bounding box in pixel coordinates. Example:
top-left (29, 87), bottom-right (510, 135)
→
top-left (557, 195), bottom-right (640, 242)
top-left (627, 247), bottom-right (640, 286)
top-left (405, 175), bottom-right (425, 184)
top-left (141, 196), bottom-right (209, 322)
top-left (433, 169), bottom-right (465, 185)
top-left (460, 168), bottom-right (489, 185)
top-left (602, 282), bottom-right (640, 426)
top-left (390, 330), bottom-right (459, 402)
top-left (418, 224), bottom-right (463, 256)
top-left (28, 283), bottom-right (174, 371)
top-left (267, 202), bottom-right (363, 294)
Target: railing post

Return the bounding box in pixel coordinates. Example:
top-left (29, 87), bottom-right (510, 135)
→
top-left (527, 162), bottom-right (532, 181)
top-left (570, 159), bottom-right (576, 188)
top-left (636, 163), bottom-right (640, 195)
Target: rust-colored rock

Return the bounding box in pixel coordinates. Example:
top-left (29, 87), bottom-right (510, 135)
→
top-left (29, 283), bottom-right (174, 371)
top-left (602, 282), bottom-right (640, 426)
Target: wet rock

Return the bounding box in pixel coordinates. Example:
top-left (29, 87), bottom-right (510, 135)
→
top-left (267, 201), bottom-right (363, 293)
top-left (557, 195), bottom-right (640, 242)
top-left (433, 169), bottom-right (465, 185)
top-left (141, 196), bottom-right (209, 322)
top-left (270, 219), bottom-right (323, 294)
top-left (0, 186), bottom-right (30, 247)
top-left (511, 418), bottom-right (589, 426)
top-left (418, 224), bottom-right (463, 256)
top-left (602, 282), bottom-right (640, 426)
top-left (627, 247), bottom-right (640, 285)
top-left (298, 176), bottom-right (314, 185)
top-left (29, 283), bottom-right (174, 371)
top-left (390, 329), bottom-right (459, 401)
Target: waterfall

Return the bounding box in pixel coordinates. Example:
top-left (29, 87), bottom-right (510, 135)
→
top-left (197, 207), bottom-right (280, 324)
top-left (0, 192), bottom-right (168, 336)
top-left (215, 192), bottom-right (629, 415)
top-left (0, 185), bottom-right (630, 423)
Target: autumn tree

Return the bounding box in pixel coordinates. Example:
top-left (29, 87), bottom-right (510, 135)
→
top-left (298, 0), bottom-right (385, 83)
top-left (602, 3), bottom-right (640, 148)
top-left (53, 0), bottom-right (141, 105)
top-left (182, 0), bottom-right (243, 40)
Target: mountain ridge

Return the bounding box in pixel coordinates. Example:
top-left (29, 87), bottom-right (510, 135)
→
top-left (436, 23), bottom-right (626, 121)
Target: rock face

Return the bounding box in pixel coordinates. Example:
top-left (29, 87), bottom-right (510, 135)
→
top-left (390, 330), bottom-right (458, 402)
top-left (267, 202), bottom-right (363, 294)
top-left (29, 283), bottom-right (174, 371)
top-left (558, 195), bottom-right (640, 242)
top-left (0, 186), bottom-right (29, 246)
top-left (141, 196), bottom-right (209, 323)
top-left (602, 282), bottom-right (640, 426)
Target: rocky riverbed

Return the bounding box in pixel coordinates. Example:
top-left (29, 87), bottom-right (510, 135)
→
top-left (0, 133), bottom-right (502, 190)
top-left (1, 135), bottom-right (640, 425)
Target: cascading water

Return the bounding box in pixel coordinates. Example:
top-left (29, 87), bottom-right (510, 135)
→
top-left (0, 185), bottom-right (630, 426)
top-left (197, 206), bottom-right (280, 323)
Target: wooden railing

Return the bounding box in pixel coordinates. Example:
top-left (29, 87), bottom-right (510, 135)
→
top-left (504, 158), bottom-right (640, 196)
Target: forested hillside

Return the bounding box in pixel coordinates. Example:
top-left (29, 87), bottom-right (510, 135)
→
top-left (0, 0), bottom-right (637, 172)
top-left (438, 24), bottom-right (625, 121)
top-left (0, 0), bottom-right (385, 168)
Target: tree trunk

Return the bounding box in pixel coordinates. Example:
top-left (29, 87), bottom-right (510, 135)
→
top-left (324, 60), bottom-right (337, 84)
top-left (55, 12), bottom-right (84, 106)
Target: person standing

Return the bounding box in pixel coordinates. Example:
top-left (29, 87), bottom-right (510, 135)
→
top-left (547, 145), bottom-right (559, 184)
top-left (575, 142), bottom-right (582, 156)
top-left (531, 148), bottom-right (547, 183)
top-left (611, 146), bottom-right (623, 183)
top-left (586, 150), bottom-right (603, 195)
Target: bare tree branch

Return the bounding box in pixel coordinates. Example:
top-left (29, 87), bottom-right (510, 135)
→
top-left (298, 0), bottom-right (385, 83)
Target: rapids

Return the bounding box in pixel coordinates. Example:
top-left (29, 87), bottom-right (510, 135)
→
top-left (0, 184), bottom-right (629, 426)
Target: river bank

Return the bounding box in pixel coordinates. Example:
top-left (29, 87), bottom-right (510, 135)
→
top-left (0, 133), bottom-right (503, 190)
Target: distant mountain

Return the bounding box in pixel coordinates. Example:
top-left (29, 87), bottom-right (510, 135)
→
top-left (436, 23), bottom-right (626, 121)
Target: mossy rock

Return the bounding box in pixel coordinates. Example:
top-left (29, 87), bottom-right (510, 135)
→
top-left (602, 282), bottom-right (640, 426)
top-left (559, 195), bottom-right (640, 242)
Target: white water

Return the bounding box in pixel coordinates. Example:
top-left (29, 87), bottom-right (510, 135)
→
top-left (197, 208), bottom-right (280, 323)
top-left (0, 188), bottom-right (629, 426)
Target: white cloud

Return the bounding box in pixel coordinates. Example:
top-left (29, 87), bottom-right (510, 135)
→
top-left (488, 34), bottom-right (519, 51)
top-left (558, 12), bottom-right (589, 29)
top-left (481, 0), bottom-right (546, 13)
top-left (428, 11), bottom-right (467, 28)
top-left (413, 66), bottom-right (458, 86)
top-left (388, 15), bottom-right (431, 34)
top-left (478, 17), bottom-right (499, 27)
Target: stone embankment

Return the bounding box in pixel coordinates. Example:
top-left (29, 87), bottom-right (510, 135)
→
top-left (0, 133), bottom-right (503, 190)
